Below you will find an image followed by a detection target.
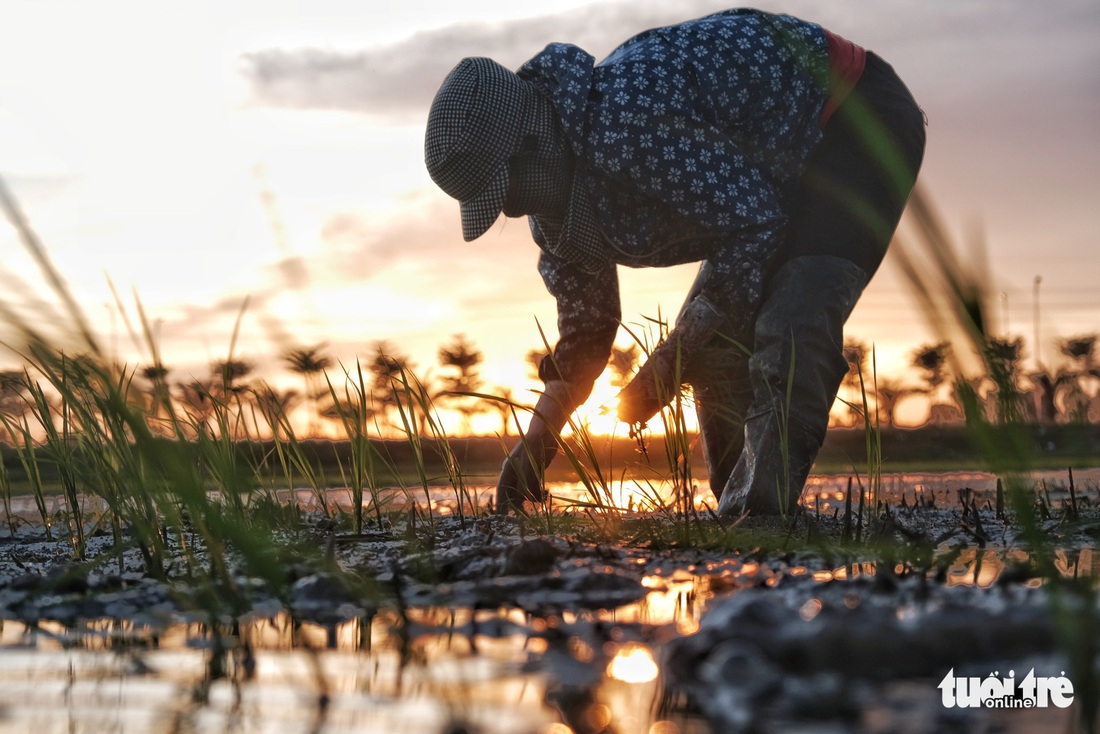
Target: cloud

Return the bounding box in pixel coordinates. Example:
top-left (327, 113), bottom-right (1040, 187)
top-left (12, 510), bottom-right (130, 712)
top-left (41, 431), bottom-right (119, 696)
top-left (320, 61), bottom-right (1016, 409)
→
top-left (310, 192), bottom-right (542, 297)
top-left (237, 0), bottom-right (746, 121)
top-left (238, 0), bottom-right (1099, 127)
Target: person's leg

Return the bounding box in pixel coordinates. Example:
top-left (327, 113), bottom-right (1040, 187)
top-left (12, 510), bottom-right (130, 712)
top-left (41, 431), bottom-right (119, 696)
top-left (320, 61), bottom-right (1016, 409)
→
top-left (672, 262), bottom-right (754, 497)
top-left (717, 256), bottom-right (866, 515)
top-left (718, 52), bottom-right (926, 516)
top-left (686, 337), bottom-right (753, 497)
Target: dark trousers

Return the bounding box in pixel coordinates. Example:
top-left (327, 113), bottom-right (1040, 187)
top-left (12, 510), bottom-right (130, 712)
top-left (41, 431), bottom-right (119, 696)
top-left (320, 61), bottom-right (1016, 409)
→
top-left (687, 51), bottom-right (927, 513)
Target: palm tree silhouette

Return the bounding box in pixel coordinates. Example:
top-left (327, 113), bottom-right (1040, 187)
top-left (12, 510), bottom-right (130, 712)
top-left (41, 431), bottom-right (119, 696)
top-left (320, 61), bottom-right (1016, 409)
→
top-left (982, 337), bottom-right (1027, 423)
top-left (140, 362), bottom-right (172, 435)
top-left (283, 344), bottom-right (332, 436)
top-left (488, 384), bottom-right (516, 437)
top-left (910, 342), bottom-right (960, 424)
top-left (209, 360), bottom-right (255, 439)
top-left (437, 333), bottom-right (484, 434)
top-left (252, 383), bottom-right (301, 439)
top-left (367, 341), bottom-right (416, 435)
top-left (175, 378), bottom-right (216, 438)
top-left (1055, 334), bottom-right (1098, 423)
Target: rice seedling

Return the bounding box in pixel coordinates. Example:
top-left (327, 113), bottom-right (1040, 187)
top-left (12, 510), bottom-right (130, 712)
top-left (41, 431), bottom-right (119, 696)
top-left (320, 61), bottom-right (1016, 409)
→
top-left (405, 370), bottom-right (482, 522)
top-left (386, 365), bottom-right (442, 529)
top-left (252, 381), bottom-right (335, 517)
top-left (323, 360), bottom-right (395, 530)
top-left (834, 343), bottom-right (886, 535)
top-left (0, 404), bottom-right (54, 536)
top-left (607, 313), bottom-right (707, 543)
top-left (0, 448), bottom-right (13, 535)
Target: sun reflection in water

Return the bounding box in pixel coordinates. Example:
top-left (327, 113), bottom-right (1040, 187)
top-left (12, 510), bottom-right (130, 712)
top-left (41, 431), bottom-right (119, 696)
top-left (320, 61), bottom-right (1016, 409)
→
top-left (541, 723), bottom-right (575, 734)
top-left (798, 598), bottom-right (823, 621)
top-left (607, 644), bottom-right (659, 684)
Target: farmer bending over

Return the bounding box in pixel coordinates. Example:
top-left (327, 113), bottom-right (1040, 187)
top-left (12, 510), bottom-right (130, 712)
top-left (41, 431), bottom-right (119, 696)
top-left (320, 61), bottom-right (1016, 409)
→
top-left (424, 9), bottom-right (925, 516)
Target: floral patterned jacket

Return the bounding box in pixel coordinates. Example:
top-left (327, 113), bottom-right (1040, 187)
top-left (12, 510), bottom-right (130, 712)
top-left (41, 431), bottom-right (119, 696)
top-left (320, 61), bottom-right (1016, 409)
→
top-left (516, 9), bottom-right (832, 387)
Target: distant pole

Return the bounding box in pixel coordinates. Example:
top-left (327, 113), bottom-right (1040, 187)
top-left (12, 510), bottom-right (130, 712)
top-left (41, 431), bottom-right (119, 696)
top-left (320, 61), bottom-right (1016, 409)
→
top-left (999, 291), bottom-right (1008, 335)
top-left (1033, 275), bottom-right (1042, 370)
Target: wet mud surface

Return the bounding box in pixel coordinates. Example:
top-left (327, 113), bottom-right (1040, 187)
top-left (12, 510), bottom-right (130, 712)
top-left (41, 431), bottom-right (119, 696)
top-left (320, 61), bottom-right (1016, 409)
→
top-left (1, 486), bottom-right (1099, 733)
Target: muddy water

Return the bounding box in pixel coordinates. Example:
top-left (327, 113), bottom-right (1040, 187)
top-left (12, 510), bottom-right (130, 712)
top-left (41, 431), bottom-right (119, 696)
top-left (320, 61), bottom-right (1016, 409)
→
top-left (0, 580), bottom-right (714, 733)
top-left (2, 469), bottom-right (1097, 734)
top-left (2, 547), bottom-right (1090, 734)
top-left (6, 468), bottom-right (1097, 520)
top-left (0, 613), bottom-right (555, 733)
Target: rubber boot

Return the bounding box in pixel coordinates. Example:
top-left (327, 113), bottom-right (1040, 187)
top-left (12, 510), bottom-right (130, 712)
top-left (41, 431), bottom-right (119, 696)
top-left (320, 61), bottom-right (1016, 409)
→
top-left (685, 338), bottom-right (753, 499)
top-left (718, 256), bottom-right (868, 516)
top-left (673, 261), bottom-right (755, 498)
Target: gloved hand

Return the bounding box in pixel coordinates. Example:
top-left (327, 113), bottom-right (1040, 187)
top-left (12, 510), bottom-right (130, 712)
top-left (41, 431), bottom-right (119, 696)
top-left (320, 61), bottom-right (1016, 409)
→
top-left (496, 436), bottom-right (553, 512)
top-left (615, 348), bottom-right (676, 426)
top-left (495, 380), bottom-right (582, 514)
top-left (615, 294), bottom-right (726, 428)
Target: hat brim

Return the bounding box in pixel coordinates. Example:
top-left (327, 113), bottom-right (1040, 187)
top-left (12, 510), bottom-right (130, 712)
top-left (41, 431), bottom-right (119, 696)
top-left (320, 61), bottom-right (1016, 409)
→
top-left (459, 163), bottom-right (509, 241)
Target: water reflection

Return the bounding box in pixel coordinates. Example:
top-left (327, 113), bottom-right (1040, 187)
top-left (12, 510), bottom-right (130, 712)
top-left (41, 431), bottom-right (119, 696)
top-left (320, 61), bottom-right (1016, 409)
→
top-left (607, 645), bottom-right (659, 684)
top-left (1, 542), bottom-right (1090, 734)
top-left (0, 595), bottom-right (709, 734)
top-left (778, 546), bottom-right (1093, 591)
top-left (0, 617), bottom-right (531, 733)
top-left (4, 468), bottom-right (1096, 521)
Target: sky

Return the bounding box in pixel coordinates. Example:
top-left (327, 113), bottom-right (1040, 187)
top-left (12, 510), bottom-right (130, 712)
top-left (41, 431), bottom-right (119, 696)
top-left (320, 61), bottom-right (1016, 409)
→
top-left (1, 0), bottom-right (1099, 425)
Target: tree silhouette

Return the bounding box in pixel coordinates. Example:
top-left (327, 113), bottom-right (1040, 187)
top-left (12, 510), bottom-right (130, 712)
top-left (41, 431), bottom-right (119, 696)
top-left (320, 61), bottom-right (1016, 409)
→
top-left (212, 359), bottom-right (254, 397)
top-left (911, 342), bottom-right (950, 392)
top-left (910, 342), bottom-right (960, 424)
top-left (871, 376), bottom-right (920, 428)
top-left (1017, 334), bottom-right (1100, 425)
top-left (175, 378), bottom-right (216, 437)
top-left (1028, 371), bottom-right (1065, 425)
top-left (982, 337), bottom-right (1027, 423)
top-left (437, 333), bottom-right (484, 433)
top-left (488, 385), bottom-right (517, 437)
top-left (1060, 334), bottom-right (1097, 369)
top-left (283, 343), bottom-right (332, 436)
top-left (367, 341), bottom-right (416, 434)
top-left (206, 360), bottom-right (255, 438)
top-left (139, 362), bottom-right (173, 435)
top-left (1052, 334), bottom-right (1098, 423)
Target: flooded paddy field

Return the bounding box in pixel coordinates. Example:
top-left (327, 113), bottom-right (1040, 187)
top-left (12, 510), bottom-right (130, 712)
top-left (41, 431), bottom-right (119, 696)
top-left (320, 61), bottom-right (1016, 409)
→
top-left (2, 469), bottom-right (1098, 733)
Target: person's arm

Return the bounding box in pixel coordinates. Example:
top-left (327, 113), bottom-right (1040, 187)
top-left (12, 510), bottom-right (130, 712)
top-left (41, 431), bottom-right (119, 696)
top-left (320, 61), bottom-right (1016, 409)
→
top-left (615, 223), bottom-right (783, 427)
top-left (496, 379), bottom-right (582, 512)
top-left (615, 292), bottom-right (725, 426)
top-left (495, 249), bottom-right (620, 513)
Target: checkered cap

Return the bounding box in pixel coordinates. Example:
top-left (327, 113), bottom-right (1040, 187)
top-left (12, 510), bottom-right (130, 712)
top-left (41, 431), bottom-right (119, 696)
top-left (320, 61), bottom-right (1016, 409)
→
top-left (425, 57), bottom-right (534, 241)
